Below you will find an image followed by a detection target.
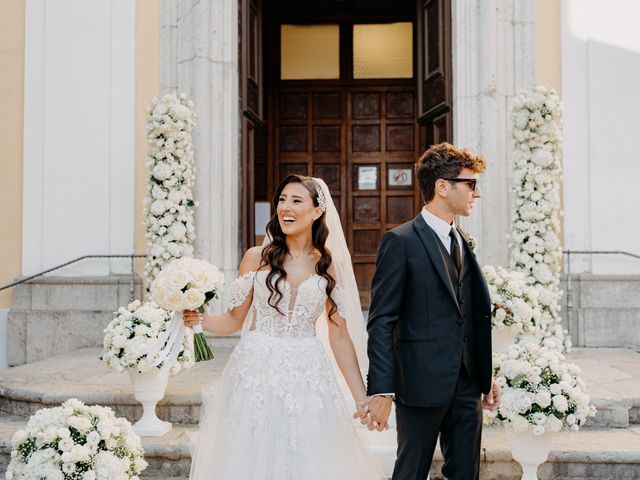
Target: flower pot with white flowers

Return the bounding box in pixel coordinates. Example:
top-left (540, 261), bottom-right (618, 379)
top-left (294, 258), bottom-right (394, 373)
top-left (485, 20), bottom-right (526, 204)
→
top-left (483, 266), bottom-right (542, 353)
top-left (486, 343), bottom-right (596, 480)
top-left (102, 300), bottom-right (195, 437)
top-left (5, 399), bottom-right (147, 480)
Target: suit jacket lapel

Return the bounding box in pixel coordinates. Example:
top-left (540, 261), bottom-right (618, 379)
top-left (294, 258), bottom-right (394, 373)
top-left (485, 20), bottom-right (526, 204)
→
top-left (412, 214), bottom-right (462, 315)
top-left (457, 226), bottom-right (492, 308)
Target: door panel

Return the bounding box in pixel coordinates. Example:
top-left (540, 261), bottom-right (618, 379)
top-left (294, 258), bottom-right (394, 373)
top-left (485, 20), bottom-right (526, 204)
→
top-left (271, 85), bottom-right (419, 306)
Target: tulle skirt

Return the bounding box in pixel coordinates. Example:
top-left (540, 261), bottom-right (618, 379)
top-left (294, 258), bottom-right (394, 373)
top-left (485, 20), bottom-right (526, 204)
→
top-left (189, 330), bottom-right (384, 479)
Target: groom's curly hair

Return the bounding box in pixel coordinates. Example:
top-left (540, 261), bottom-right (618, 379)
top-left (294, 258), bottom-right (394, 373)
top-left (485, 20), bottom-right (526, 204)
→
top-left (415, 142), bottom-right (486, 203)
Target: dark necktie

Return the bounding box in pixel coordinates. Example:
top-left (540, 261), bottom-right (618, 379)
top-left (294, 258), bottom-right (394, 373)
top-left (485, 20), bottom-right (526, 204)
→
top-left (449, 227), bottom-right (461, 273)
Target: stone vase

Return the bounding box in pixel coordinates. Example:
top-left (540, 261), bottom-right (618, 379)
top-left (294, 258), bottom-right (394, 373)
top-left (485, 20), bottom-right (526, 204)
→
top-left (128, 366), bottom-right (172, 437)
top-left (492, 327), bottom-right (517, 353)
top-left (506, 429), bottom-right (553, 480)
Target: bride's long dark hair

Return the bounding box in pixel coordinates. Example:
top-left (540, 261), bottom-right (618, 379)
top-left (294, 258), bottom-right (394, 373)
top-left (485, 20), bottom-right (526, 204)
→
top-left (261, 175), bottom-right (338, 322)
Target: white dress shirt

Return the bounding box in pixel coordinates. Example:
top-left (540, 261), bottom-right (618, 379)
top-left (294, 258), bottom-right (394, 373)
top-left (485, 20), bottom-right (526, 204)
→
top-left (421, 206), bottom-right (461, 257)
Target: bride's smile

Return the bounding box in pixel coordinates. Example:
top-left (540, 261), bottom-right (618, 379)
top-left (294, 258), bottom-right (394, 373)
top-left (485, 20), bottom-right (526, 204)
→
top-left (277, 182), bottom-right (323, 235)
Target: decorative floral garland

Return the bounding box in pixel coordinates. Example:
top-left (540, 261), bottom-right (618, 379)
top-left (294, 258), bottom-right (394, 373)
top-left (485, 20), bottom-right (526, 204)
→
top-left (509, 86), bottom-right (570, 351)
top-left (143, 93), bottom-right (198, 288)
top-left (482, 265), bottom-right (541, 337)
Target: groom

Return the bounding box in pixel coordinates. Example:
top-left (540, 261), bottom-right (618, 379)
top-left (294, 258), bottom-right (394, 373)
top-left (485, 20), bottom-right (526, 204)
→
top-left (364, 143), bottom-right (501, 479)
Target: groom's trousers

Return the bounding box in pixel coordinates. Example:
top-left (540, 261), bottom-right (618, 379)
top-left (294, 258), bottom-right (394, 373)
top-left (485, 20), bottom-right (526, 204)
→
top-left (392, 367), bottom-right (483, 480)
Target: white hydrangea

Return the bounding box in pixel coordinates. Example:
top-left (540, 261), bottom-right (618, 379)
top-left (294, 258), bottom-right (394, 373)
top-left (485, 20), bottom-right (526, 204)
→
top-left (144, 93), bottom-right (197, 287)
top-left (101, 299), bottom-right (194, 375)
top-left (485, 343), bottom-right (596, 434)
top-left (482, 265), bottom-right (541, 338)
top-left (509, 86), bottom-right (570, 351)
top-left (6, 399), bottom-right (148, 480)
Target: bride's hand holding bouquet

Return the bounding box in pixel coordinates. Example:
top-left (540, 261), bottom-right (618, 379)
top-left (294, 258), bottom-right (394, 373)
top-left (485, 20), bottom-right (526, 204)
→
top-left (150, 257), bottom-right (224, 362)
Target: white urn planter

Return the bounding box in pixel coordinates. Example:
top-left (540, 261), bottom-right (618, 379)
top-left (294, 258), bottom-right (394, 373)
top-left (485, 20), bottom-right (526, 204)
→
top-left (506, 429), bottom-right (552, 480)
top-left (128, 366), bottom-right (172, 437)
top-left (492, 327), bottom-right (517, 353)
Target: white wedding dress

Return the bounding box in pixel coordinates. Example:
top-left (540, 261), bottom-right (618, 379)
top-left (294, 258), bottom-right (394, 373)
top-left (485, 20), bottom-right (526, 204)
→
top-left (189, 269), bottom-right (384, 480)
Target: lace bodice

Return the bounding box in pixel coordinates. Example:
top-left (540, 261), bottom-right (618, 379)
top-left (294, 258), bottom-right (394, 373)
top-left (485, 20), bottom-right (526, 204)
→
top-left (228, 270), bottom-right (346, 338)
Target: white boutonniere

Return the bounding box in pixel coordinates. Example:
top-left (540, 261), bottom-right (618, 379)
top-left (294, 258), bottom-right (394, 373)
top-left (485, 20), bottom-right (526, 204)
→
top-left (467, 235), bottom-right (478, 254)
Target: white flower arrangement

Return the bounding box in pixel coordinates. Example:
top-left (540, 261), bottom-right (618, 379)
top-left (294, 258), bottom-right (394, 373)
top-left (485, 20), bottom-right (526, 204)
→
top-left (102, 300), bottom-right (194, 375)
top-left (483, 265), bottom-right (541, 337)
top-left (150, 257), bottom-right (225, 362)
top-left (144, 93), bottom-right (198, 287)
top-left (485, 343), bottom-right (596, 435)
top-left (5, 399), bottom-right (147, 480)
top-left (510, 86), bottom-right (570, 351)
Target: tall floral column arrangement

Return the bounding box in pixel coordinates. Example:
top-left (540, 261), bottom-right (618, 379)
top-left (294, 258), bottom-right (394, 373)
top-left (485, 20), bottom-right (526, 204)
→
top-left (510, 86), bottom-right (570, 351)
top-left (143, 93), bottom-right (198, 288)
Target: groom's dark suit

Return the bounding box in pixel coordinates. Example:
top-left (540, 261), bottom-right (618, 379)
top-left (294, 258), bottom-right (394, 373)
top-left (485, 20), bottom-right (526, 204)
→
top-left (367, 213), bottom-right (492, 480)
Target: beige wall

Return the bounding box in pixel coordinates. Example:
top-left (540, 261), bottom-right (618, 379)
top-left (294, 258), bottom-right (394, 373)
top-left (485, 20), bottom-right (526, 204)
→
top-left (134, 0), bottom-right (160, 292)
top-left (534, 0), bottom-right (562, 95)
top-left (0, 0), bottom-right (25, 308)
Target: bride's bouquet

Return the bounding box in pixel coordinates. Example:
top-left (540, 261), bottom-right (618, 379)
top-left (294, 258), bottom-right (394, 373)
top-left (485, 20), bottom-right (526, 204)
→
top-left (5, 399), bottom-right (147, 480)
top-left (150, 257), bottom-right (225, 362)
top-left (102, 300), bottom-right (194, 375)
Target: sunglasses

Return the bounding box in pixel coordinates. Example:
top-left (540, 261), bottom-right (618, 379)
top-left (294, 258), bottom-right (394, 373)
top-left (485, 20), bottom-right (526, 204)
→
top-left (443, 178), bottom-right (478, 191)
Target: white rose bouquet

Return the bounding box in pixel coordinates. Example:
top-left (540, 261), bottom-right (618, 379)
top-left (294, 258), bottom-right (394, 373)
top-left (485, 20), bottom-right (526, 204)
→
top-left (101, 300), bottom-right (194, 375)
top-left (150, 257), bottom-right (225, 362)
top-left (5, 399), bottom-right (147, 480)
top-left (485, 343), bottom-right (596, 434)
top-left (483, 265), bottom-right (541, 337)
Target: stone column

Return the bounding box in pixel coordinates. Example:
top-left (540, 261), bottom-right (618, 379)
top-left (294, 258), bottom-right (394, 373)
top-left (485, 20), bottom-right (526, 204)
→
top-left (160, 0), bottom-right (241, 305)
top-left (452, 0), bottom-right (535, 267)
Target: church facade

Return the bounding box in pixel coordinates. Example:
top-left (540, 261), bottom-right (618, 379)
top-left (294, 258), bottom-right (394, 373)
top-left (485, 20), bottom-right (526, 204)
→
top-left (1, 0), bottom-right (639, 367)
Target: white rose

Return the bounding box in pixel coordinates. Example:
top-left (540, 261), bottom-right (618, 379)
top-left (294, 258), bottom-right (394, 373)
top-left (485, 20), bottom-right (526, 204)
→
top-left (149, 200), bottom-right (167, 216)
top-left (153, 102), bottom-right (169, 116)
top-left (183, 288), bottom-right (206, 310)
top-left (162, 291), bottom-right (185, 311)
top-left (164, 269), bottom-right (191, 290)
top-left (167, 222), bottom-right (187, 241)
top-left (552, 394), bottom-right (568, 412)
top-left (152, 162), bottom-right (173, 181)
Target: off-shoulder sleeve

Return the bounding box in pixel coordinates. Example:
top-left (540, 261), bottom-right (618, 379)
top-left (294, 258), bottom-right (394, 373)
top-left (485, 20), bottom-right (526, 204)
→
top-left (329, 285), bottom-right (347, 319)
top-left (228, 271), bottom-right (256, 308)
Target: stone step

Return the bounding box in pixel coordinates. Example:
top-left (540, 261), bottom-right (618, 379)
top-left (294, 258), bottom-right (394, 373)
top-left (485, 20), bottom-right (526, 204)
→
top-left (567, 348), bottom-right (640, 428)
top-left (11, 275), bottom-right (143, 312)
top-left (1, 347), bottom-right (638, 429)
top-left (8, 275), bottom-right (144, 366)
top-left (0, 413), bottom-right (638, 479)
top-left (0, 346), bottom-right (235, 425)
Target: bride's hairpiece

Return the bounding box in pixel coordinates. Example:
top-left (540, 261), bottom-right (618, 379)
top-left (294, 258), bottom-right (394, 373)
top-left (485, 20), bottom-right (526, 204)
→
top-left (312, 180), bottom-right (327, 212)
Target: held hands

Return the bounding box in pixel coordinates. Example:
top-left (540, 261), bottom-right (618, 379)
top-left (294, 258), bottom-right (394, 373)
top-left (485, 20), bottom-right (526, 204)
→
top-left (353, 396), bottom-right (393, 432)
top-left (482, 377), bottom-right (502, 411)
top-left (183, 310), bottom-right (203, 329)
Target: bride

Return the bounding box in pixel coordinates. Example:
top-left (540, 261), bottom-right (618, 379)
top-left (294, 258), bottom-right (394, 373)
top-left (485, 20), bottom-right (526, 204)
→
top-left (183, 174), bottom-right (384, 479)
